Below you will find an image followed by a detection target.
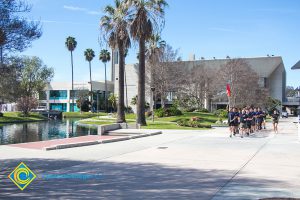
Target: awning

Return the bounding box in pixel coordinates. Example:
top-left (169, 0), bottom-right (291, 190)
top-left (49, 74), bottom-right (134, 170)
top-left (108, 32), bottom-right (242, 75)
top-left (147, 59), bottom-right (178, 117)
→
top-left (292, 60), bottom-right (300, 70)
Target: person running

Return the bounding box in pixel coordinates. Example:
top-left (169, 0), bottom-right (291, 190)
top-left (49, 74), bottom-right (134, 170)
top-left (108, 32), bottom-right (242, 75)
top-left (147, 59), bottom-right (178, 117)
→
top-left (228, 108), bottom-right (238, 137)
top-left (256, 107), bottom-right (263, 130)
top-left (262, 110), bottom-right (267, 129)
top-left (249, 108), bottom-right (256, 133)
top-left (239, 109), bottom-right (248, 138)
top-left (271, 110), bottom-right (279, 133)
top-left (234, 108), bottom-right (240, 135)
top-left (245, 109), bottom-right (252, 136)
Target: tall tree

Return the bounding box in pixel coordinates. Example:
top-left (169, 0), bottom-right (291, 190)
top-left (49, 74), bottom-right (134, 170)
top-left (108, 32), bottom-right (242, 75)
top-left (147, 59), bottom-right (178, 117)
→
top-left (84, 48), bottom-right (95, 102)
top-left (217, 59), bottom-right (268, 108)
top-left (65, 36), bottom-right (77, 112)
top-left (0, 0), bottom-right (41, 64)
top-left (100, 0), bottom-right (131, 123)
top-left (17, 56), bottom-right (54, 115)
top-left (126, 0), bottom-right (168, 125)
top-left (99, 49), bottom-right (111, 113)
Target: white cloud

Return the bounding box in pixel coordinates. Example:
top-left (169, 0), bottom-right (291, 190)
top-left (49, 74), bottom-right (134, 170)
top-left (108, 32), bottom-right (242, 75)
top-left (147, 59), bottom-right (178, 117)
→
top-left (63, 5), bottom-right (101, 15)
top-left (63, 5), bottom-right (87, 12)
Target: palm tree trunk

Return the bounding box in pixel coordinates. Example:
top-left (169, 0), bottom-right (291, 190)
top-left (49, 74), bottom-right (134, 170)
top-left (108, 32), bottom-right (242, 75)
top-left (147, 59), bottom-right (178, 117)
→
top-left (71, 51), bottom-right (74, 112)
top-left (117, 44), bottom-right (125, 123)
top-left (104, 62), bottom-right (108, 113)
top-left (125, 69), bottom-right (128, 108)
top-left (137, 37), bottom-right (147, 125)
top-left (89, 61), bottom-right (93, 105)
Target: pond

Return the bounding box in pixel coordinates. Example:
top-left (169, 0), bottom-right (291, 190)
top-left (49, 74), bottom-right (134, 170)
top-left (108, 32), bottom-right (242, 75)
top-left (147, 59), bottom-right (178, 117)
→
top-left (0, 119), bottom-right (97, 145)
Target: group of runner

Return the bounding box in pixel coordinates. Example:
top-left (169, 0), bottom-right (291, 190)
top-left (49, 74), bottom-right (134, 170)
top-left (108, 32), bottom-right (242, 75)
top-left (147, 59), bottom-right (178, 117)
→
top-left (228, 107), bottom-right (280, 138)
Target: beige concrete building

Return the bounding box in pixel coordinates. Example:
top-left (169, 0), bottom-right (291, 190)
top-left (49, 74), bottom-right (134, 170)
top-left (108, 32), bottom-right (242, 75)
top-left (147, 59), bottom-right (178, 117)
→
top-left (113, 56), bottom-right (286, 112)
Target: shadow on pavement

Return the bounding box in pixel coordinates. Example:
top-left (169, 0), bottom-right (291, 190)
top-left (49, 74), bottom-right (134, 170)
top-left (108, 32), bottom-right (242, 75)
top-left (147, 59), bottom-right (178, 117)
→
top-left (0, 158), bottom-right (290, 200)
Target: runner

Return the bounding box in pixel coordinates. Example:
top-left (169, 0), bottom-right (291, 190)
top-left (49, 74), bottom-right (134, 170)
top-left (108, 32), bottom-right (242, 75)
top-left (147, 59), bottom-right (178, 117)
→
top-left (271, 110), bottom-right (279, 133)
top-left (245, 109), bottom-right (252, 136)
top-left (239, 109), bottom-right (248, 138)
top-left (262, 110), bottom-right (267, 129)
top-left (256, 107), bottom-right (263, 130)
top-left (249, 108), bottom-right (256, 133)
top-left (228, 108), bottom-right (238, 137)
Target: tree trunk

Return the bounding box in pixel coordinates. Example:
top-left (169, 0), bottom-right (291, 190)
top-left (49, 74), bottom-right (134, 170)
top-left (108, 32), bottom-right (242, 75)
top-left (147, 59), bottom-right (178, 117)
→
top-left (71, 51), bottom-right (74, 112)
top-left (125, 69), bottom-right (128, 108)
top-left (137, 37), bottom-right (147, 125)
top-left (117, 43), bottom-right (125, 123)
top-left (104, 62), bottom-right (108, 113)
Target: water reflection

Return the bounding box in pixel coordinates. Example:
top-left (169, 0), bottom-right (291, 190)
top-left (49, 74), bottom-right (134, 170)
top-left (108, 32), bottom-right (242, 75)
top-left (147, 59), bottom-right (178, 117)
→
top-left (0, 119), bottom-right (97, 145)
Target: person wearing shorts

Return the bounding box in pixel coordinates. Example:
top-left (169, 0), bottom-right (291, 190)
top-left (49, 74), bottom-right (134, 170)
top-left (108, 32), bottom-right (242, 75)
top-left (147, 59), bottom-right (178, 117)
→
top-left (228, 108), bottom-right (237, 137)
top-left (239, 109), bottom-right (248, 138)
top-left (272, 110), bottom-right (279, 133)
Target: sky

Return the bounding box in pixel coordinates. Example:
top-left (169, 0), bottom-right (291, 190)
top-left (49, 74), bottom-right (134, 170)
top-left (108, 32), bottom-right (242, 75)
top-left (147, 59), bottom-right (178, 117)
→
top-left (22, 0), bottom-right (300, 87)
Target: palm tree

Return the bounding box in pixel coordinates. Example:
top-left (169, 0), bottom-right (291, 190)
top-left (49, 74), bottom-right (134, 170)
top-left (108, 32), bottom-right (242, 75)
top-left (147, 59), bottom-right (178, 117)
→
top-left (99, 49), bottom-right (111, 113)
top-left (100, 0), bottom-right (131, 123)
top-left (126, 0), bottom-right (168, 125)
top-left (84, 48), bottom-right (95, 104)
top-left (65, 36), bottom-right (77, 112)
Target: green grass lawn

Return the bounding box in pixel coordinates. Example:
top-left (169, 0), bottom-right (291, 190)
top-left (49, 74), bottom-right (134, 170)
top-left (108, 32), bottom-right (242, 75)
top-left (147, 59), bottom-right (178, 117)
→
top-left (63, 112), bottom-right (107, 118)
top-left (0, 112), bottom-right (46, 123)
top-left (78, 111), bottom-right (219, 130)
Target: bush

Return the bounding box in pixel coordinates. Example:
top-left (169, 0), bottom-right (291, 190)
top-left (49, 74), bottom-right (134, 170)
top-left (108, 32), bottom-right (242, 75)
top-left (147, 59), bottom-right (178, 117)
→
top-left (213, 109), bottom-right (228, 118)
top-left (155, 106), bottom-right (182, 117)
top-left (145, 111), bottom-right (152, 117)
top-left (0, 112), bottom-right (3, 117)
top-left (177, 119), bottom-right (211, 128)
top-left (125, 106), bottom-right (133, 113)
top-left (184, 108), bottom-right (196, 112)
top-left (196, 108), bottom-right (209, 113)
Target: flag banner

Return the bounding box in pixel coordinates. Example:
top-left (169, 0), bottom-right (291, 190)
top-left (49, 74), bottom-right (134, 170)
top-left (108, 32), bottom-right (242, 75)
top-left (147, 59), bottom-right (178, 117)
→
top-left (226, 84), bottom-right (231, 97)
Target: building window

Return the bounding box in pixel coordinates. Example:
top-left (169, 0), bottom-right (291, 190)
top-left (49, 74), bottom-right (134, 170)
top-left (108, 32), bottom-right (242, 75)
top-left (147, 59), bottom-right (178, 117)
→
top-left (70, 103), bottom-right (80, 112)
top-left (50, 90), bottom-right (67, 100)
top-left (38, 91), bottom-right (47, 100)
top-left (263, 77), bottom-right (267, 88)
top-left (50, 103), bottom-right (67, 112)
top-left (70, 90), bottom-right (89, 99)
top-left (166, 91), bottom-right (175, 101)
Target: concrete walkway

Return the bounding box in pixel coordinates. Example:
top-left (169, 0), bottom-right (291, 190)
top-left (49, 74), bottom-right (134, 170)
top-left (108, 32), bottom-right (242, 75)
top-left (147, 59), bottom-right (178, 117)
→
top-left (0, 118), bottom-right (299, 199)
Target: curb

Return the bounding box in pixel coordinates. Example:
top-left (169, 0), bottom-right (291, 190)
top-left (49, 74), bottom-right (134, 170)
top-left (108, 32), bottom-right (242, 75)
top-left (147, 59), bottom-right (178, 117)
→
top-left (43, 131), bottom-right (162, 151)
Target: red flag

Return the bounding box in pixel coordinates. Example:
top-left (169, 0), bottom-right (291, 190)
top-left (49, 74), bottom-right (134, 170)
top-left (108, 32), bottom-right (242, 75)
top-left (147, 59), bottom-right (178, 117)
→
top-left (226, 84), bottom-right (231, 97)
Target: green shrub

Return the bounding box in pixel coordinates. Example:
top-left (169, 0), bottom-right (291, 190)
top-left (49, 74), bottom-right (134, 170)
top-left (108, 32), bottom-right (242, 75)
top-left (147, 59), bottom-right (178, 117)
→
top-left (214, 109), bottom-right (228, 118)
top-left (197, 108), bottom-right (209, 113)
top-left (183, 108), bottom-right (196, 112)
top-left (155, 106), bottom-right (182, 117)
top-left (177, 119), bottom-right (211, 128)
top-left (155, 108), bottom-right (165, 117)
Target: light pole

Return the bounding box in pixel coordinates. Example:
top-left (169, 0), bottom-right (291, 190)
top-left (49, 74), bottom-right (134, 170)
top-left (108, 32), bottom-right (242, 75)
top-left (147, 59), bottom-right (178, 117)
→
top-left (96, 90), bottom-right (100, 114)
top-left (151, 87), bottom-right (155, 122)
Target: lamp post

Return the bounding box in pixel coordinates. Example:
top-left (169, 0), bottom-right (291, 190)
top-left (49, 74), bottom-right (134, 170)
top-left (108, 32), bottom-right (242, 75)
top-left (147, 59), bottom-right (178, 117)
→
top-left (96, 90), bottom-right (100, 114)
top-left (151, 87), bottom-right (155, 122)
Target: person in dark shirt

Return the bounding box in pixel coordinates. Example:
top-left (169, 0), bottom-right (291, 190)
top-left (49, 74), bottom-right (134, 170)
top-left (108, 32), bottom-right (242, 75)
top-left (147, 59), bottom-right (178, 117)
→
top-left (256, 107), bottom-right (263, 130)
top-left (245, 109), bottom-right (252, 136)
top-left (239, 109), bottom-right (248, 138)
top-left (228, 108), bottom-right (238, 137)
top-left (249, 108), bottom-right (256, 133)
top-left (272, 110), bottom-right (279, 133)
top-left (262, 111), bottom-right (267, 129)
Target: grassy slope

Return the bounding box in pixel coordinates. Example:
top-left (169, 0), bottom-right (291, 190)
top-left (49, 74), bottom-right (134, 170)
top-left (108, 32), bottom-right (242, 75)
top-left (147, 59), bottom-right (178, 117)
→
top-left (79, 112), bottom-right (219, 130)
top-left (63, 112), bottom-right (107, 118)
top-left (0, 112), bottom-right (46, 123)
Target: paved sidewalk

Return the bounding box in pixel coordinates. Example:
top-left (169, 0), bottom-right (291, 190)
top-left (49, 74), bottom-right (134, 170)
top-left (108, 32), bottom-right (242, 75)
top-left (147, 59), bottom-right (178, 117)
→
top-left (0, 118), bottom-right (299, 199)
